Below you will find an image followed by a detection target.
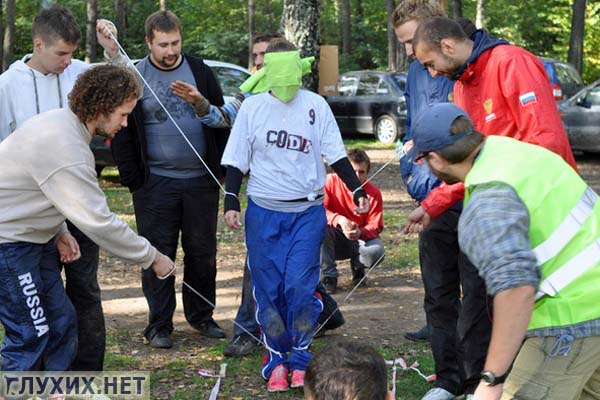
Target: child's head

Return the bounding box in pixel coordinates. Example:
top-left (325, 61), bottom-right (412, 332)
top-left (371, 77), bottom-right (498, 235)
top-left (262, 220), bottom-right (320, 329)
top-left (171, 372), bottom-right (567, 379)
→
top-left (304, 341), bottom-right (392, 400)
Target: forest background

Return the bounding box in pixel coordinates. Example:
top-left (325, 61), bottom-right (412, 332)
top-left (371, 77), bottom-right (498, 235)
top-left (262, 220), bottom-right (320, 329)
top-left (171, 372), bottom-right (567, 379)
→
top-left (0, 0), bottom-right (599, 84)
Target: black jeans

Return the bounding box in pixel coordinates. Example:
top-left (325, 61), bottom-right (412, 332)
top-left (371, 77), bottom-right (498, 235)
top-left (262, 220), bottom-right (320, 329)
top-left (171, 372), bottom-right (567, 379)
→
top-left (133, 174), bottom-right (219, 340)
top-left (419, 209), bottom-right (492, 395)
top-left (64, 221), bottom-right (105, 371)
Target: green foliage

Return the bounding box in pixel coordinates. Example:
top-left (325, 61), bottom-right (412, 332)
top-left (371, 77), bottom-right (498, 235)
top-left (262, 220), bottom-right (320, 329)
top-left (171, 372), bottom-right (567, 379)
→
top-left (463, 0), bottom-right (600, 83)
top-left (2, 0), bottom-right (599, 85)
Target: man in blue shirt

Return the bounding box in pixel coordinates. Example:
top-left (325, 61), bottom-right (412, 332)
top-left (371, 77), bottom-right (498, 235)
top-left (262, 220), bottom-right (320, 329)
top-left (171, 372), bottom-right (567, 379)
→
top-left (392, 2), bottom-right (489, 399)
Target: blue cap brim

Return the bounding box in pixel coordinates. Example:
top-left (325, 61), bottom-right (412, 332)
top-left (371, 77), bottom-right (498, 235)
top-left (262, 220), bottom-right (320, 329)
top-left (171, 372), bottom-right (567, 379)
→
top-left (403, 145), bottom-right (419, 163)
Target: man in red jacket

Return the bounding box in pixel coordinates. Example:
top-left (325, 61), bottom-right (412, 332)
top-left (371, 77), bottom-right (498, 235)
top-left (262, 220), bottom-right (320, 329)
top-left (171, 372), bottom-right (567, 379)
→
top-left (321, 149), bottom-right (384, 293)
top-left (405, 17), bottom-right (577, 234)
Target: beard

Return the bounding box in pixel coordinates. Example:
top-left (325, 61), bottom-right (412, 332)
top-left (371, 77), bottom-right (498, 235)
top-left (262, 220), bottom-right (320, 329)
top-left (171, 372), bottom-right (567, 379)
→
top-left (427, 162), bottom-right (461, 185)
top-left (158, 54), bottom-right (180, 68)
top-left (438, 53), bottom-right (463, 80)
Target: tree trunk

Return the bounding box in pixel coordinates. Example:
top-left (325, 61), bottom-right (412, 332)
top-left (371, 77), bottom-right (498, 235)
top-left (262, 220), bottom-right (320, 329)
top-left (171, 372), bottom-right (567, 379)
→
top-left (114, 0), bottom-right (127, 43)
top-left (160, 0), bottom-right (168, 11)
top-left (0, 0), bottom-right (4, 72)
top-left (475, 0), bottom-right (486, 28)
top-left (567, 0), bottom-right (587, 74)
top-left (281, 0), bottom-right (321, 91)
top-left (248, 0), bottom-right (255, 68)
top-left (341, 0), bottom-right (350, 55)
top-left (386, 0), bottom-right (397, 71)
top-left (264, 0), bottom-right (273, 26)
top-left (2, 0), bottom-right (15, 71)
top-left (440, 0), bottom-right (447, 13)
top-left (450, 0), bottom-right (463, 19)
top-left (86, 0), bottom-right (98, 63)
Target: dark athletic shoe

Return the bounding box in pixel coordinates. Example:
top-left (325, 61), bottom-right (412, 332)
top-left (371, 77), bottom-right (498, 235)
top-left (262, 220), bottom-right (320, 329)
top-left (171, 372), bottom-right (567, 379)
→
top-left (322, 277), bottom-right (337, 294)
top-left (192, 319), bottom-right (226, 339)
top-left (223, 333), bottom-right (261, 357)
top-left (404, 325), bottom-right (430, 342)
top-left (150, 330), bottom-right (173, 349)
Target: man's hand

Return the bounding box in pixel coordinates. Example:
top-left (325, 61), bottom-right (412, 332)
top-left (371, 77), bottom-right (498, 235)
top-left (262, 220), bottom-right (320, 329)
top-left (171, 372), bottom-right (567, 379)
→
top-left (224, 210), bottom-right (243, 229)
top-left (403, 206), bottom-right (431, 234)
top-left (473, 382), bottom-right (503, 400)
top-left (354, 196), bottom-right (370, 215)
top-left (56, 232), bottom-right (81, 264)
top-left (152, 252), bottom-right (177, 279)
top-left (402, 139), bottom-right (414, 155)
top-left (96, 19), bottom-right (118, 59)
top-left (339, 217), bottom-right (361, 241)
top-left (171, 80), bottom-right (210, 116)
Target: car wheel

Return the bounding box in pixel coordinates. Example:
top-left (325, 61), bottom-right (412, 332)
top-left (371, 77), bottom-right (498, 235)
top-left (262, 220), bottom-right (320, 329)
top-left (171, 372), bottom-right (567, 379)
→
top-left (95, 165), bottom-right (105, 176)
top-left (374, 115), bottom-right (398, 144)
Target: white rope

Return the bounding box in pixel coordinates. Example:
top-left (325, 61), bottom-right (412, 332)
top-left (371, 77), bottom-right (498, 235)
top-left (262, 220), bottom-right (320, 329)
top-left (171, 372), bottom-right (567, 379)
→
top-left (353, 150), bottom-right (405, 194)
top-left (106, 32), bottom-right (405, 355)
top-left (181, 281), bottom-right (265, 347)
top-left (106, 32), bottom-right (265, 348)
top-left (107, 30), bottom-right (227, 195)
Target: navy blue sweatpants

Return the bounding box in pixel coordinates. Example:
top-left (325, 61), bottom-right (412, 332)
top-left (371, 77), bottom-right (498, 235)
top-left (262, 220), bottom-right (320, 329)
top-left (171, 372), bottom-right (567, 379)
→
top-left (0, 241), bottom-right (77, 371)
top-left (245, 199), bottom-right (325, 379)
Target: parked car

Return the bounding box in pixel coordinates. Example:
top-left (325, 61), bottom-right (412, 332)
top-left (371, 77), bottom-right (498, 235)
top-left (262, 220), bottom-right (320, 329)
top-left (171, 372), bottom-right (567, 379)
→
top-left (540, 57), bottom-right (585, 101)
top-left (91, 60), bottom-right (251, 175)
top-left (559, 79), bottom-right (600, 153)
top-left (325, 70), bottom-right (407, 144)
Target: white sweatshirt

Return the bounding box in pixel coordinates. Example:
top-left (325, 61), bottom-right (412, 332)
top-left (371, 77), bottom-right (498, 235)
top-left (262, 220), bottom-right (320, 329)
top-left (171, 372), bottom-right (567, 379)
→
top-left (0, 53), bottom-right (128, 142)
top-left (0, 109), bottom-right (157, 269)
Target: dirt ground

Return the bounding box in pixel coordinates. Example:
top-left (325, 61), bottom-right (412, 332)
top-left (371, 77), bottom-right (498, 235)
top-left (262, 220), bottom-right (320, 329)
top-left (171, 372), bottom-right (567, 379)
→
top-left (96, 148), bottom-right (600, 398)
top-left (99, 148), bottom-right (425, 343)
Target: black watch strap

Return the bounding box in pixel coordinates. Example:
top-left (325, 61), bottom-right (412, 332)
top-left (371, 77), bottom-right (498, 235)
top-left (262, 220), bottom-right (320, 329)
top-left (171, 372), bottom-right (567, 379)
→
top-left (481, 370), bottom-right (510, 386)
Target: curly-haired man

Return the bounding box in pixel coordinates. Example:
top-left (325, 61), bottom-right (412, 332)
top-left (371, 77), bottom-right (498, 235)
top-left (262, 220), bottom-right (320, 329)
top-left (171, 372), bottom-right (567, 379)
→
top-left (0, 65), bottom-right (176, 372)
top-left (0, 4), bottom-right (129, 372)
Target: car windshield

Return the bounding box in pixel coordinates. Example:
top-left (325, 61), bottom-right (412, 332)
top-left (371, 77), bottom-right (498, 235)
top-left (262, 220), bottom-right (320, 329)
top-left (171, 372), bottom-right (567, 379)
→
top-left (211, 66), bottom-right (249, 98)
top-left (391, 74), bottom-right (406, 91)
top-left (556, 63), bottom-right (583, 86)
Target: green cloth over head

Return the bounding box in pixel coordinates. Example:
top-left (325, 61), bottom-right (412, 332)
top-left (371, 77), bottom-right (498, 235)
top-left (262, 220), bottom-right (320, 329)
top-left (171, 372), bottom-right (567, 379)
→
top-left (239, 52), bottom-right (315, 97)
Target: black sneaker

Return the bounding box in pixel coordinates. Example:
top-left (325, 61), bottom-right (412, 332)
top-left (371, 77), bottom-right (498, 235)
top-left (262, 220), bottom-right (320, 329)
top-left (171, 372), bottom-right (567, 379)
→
top-left (404, 325), bottom-right (430, 342)
top-left (351, 268), bottom-right (366, 287)
top-left (150, 330), bottom-right (173, 349)
top-left (192, 319), bottom-right (226, 339)
top-left (314, 311), bottom-right (345, 339)
top-left (223, 333), bottom-right (261, 357)
top-left (322, 277), bottom-right (337, 294)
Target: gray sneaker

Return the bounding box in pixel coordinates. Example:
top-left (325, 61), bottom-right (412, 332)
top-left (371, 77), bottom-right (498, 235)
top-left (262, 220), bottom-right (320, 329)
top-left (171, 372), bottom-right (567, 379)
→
top-left (421, 388), bottom-right (456, 400)
top-left (223, 333), bottom-right (261, 357)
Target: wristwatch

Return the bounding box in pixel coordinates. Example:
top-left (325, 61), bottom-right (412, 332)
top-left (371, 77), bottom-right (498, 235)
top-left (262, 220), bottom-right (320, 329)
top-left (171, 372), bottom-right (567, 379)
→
top-left (480, 370), bottom-right (509, 386)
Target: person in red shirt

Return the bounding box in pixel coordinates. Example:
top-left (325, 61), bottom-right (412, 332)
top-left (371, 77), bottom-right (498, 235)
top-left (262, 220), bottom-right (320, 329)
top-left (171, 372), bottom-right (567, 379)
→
top-left (405, 17), bottom-right (577, 233)
top-left (321, 149), bottom-right (384, 293)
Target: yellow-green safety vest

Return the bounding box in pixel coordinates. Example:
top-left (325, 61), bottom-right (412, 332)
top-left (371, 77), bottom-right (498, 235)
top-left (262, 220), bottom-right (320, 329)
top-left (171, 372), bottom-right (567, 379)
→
top-left (464, 136), bottom-right (600, 331)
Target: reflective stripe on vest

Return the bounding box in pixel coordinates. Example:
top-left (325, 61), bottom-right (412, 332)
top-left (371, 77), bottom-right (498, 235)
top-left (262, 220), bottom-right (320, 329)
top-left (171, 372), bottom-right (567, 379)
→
top-left (533, 187), bottom-right (598, 265)
top-left (534, 187), bottom-right (599, 300)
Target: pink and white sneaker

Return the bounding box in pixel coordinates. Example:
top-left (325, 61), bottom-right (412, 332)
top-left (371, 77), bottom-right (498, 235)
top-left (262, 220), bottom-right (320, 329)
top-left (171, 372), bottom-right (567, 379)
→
top-left (290, 370), bottom-right (305, 388)
top-left (267, 364), bottom-right (289, 392)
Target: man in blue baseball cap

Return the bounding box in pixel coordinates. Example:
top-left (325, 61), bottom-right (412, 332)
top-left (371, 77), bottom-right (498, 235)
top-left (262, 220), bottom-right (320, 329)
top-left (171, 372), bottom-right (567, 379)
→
top-left (410, 103), bottom-right (600, 400)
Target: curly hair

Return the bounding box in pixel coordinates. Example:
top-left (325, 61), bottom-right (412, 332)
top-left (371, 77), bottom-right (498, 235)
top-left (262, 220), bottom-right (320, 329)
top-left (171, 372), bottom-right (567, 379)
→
top-left (69, 65), bottom-right (139, 124)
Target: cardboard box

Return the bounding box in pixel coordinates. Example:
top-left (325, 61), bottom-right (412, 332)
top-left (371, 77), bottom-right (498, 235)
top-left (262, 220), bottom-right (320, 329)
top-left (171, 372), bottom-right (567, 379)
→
top-left (319, 45), bottom-right (339, 96)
